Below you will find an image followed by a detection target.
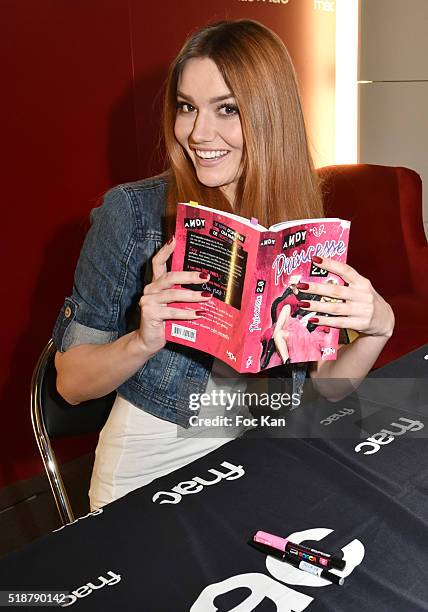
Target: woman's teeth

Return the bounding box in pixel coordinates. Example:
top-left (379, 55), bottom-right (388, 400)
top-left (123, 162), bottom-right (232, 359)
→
top-left (195, 150), bottom-right (229, 159)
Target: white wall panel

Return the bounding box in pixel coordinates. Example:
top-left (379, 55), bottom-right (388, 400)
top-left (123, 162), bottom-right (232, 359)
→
top-left (359, 81), bottom-right (428, 233)
top-left (359, 0), bottom-right (428, 236)
top-left (360, 0), bottom-right (428, 81)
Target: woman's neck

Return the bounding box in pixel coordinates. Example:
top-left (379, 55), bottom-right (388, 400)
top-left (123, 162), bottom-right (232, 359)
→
top-left (220, 183), bottom-right (236, 209)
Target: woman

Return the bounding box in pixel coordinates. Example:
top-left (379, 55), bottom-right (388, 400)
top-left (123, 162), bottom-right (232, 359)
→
top-left (53, 20), bottom-right (394, 510)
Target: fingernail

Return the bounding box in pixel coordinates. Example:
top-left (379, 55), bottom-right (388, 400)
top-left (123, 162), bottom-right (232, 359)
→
top-left (167, 235), bottom-right (174, 245)
top-left (297, 301), bottom-right (311, 308)
top-left (296, 283), bottom-right (309, 290)
top-left (308, 317), bottom-right (319, 323)
top-left (199, 272), bottom-right (209, 279)
top-left (312, 256), bottom-right (323, 264)
top-left (201, 291), bottom-right (211, 297)
top-left (195, 310), bottom-right (206, 316)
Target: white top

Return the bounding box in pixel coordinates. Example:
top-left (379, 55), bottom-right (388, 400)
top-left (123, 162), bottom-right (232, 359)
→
top-left (89, 359), bottom-right (252, 511)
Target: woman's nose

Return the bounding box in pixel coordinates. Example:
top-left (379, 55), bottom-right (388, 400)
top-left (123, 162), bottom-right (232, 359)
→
top-left (190, 110), bottom-right (216, 143)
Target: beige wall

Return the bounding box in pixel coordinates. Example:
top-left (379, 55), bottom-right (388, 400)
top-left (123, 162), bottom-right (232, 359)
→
top-left (359, 0), bottom-right (428, 236)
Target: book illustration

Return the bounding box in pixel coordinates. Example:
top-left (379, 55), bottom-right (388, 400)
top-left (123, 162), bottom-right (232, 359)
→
top-left (261, 276), bottom-right (339, 369)
top-left (165, 203), bottom-right (350, 374)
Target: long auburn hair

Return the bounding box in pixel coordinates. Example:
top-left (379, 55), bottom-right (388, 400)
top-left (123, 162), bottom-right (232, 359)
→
top-left (163, 20), bottom-right (324, 233)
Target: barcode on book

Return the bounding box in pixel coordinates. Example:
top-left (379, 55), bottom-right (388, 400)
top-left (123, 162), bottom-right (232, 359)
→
top-left (171, 324), bottom-right (197, 342)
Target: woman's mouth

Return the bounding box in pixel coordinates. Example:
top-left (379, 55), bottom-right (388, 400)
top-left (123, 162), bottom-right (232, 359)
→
top-left (193, 149), bottom-right (230, 162)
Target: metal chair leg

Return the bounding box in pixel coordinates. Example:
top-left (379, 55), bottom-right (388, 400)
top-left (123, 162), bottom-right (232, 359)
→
top-left (30, 340), bottom-right (75, 526)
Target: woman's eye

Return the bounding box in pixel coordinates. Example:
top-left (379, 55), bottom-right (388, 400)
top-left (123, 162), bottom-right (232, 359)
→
top-left (218, 104), bottom-right (239, 116)
top-left (177, 101), bottom-right (195, 113)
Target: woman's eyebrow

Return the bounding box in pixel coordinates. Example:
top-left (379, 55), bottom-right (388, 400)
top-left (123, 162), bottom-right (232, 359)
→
top-left (176, 91), bottom-right (235, 103)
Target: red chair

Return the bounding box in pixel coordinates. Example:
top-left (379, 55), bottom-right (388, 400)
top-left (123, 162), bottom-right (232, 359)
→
top-left (318, 164), bottom-right (428, 369)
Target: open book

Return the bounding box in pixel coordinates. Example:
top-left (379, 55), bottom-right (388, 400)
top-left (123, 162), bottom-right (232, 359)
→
top-left (165, 202), bottom-right (351, 373)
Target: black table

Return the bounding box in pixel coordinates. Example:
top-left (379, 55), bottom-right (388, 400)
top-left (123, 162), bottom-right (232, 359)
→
top-left (1, 346), bottom-right (428, 611)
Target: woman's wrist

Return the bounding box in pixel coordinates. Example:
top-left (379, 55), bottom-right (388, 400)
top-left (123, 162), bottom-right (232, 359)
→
top-left (127, 331), bottom-right (159, 363)
top-left (374, 303), bottom-right (395, 338)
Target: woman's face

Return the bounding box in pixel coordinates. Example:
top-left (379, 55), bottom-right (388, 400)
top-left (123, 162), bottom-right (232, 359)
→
top-left (174, 57), bottom-right (244, 204)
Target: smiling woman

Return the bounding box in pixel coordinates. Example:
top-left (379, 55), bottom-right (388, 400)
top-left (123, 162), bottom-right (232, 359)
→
top-left (163, 20), bottom-right (325, 230)
top-left (52, 19), bottom-right (394, 511)
top-left (174, 57), bottom-right (244, 202)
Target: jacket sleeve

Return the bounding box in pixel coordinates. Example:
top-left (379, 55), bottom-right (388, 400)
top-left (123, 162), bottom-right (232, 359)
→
top-left (52, 186), bottom-right (140, 352)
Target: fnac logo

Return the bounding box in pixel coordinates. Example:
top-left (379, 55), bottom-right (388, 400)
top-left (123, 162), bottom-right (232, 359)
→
top-left (314, 0), bottom-right (335, 10)
top-left (355, 417), bottom-right (424, 455)
top-left (191, 527), bottom-right (364, 611)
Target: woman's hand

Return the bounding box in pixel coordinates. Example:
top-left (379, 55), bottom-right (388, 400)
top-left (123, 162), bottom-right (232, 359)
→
top-left (297, 257), bottom-right (395, 338)
top-left (273, 304), bottom-right (291, 364)
top-left (136, 237), bottom-right (212, 356)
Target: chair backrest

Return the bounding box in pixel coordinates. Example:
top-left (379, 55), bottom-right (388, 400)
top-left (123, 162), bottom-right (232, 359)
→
top-left (318, 164), bottom-right (426, 300)
top-left (33, 339), bottom-right (115, 439)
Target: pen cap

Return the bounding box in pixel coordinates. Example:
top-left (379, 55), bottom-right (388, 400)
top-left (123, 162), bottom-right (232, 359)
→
top-left (330, 557), bottom-right (346, 571)
top-left (254, 531), bottom-right (287, 552)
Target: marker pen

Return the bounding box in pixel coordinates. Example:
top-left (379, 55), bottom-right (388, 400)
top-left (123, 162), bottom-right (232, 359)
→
top-left (249, 540), bottom-right (345, 586)
top-left (253, 530), bottom-right (346, 571)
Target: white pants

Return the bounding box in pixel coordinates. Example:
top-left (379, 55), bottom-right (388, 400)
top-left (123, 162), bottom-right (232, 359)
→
top-left (89, 360), bottom-right (250, 511)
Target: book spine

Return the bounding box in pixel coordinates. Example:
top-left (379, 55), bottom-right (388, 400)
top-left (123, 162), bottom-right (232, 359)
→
top-left (240, 232), bottom-right (271, 373)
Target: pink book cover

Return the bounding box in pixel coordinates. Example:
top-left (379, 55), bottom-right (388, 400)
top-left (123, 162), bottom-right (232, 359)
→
top-left (164, 203), bottom-right (350, 373)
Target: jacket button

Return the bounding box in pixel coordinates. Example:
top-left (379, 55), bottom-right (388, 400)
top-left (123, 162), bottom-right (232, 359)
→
top-left (64, 306), bottom-right (72, 318)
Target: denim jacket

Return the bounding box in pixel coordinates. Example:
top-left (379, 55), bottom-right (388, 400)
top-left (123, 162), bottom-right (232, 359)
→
top-left (53, 175), bottom-right (307, 427)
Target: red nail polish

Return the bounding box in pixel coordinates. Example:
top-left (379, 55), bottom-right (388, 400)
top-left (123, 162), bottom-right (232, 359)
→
top-left (296, 282), bottom-right (309, 290)
top-left (195, 310), bottom-right (206, 316)
top-left (297, 301), bottom-right (311, 308)
top-left (199, 272), bottom-right (209, 279)
top-left (167, 235), bottom-right (174, 245)
top-left (201, 291), bottom-right (211, 297)
top-left (312, 256), bottom-right (323, 264)
top-left (308, 317), bottom-right (319, 323)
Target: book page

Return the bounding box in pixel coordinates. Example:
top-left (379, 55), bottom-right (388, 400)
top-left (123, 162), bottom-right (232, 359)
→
top-left (268, 217), bottom-right (341, 232)
top-left (165, 204), bottom-right (260, 372)
top-left (179, 202), bottom-right (267, 231)
top-left (249, 219), bottom-right (351, 367)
